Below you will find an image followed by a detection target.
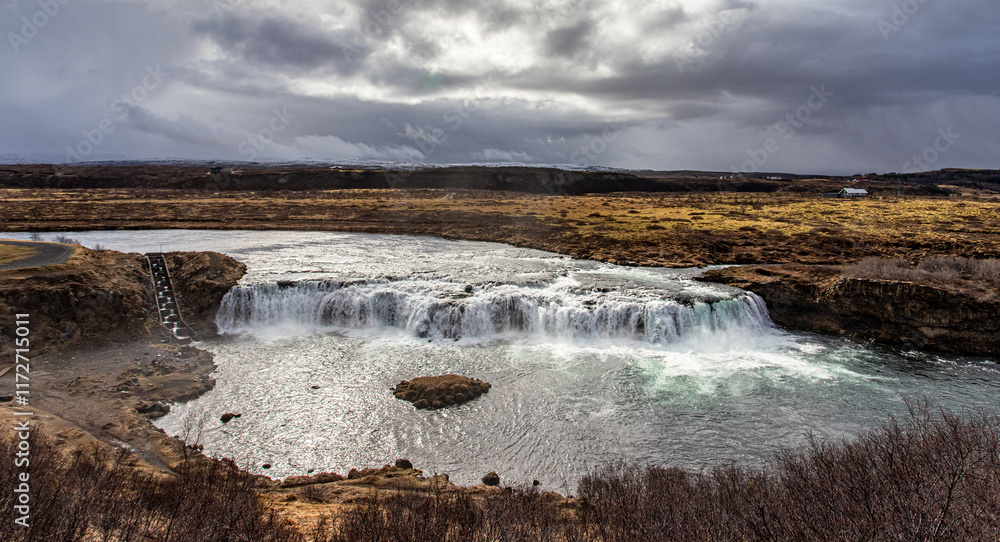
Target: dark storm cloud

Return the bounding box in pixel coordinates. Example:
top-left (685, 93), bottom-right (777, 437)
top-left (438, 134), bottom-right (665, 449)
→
top-left (1, 0), bottom-right (998, 173)
top-left (501, 1), bottom-right (1000, 123)
top-left (125, 105), bottom-right (231, 150)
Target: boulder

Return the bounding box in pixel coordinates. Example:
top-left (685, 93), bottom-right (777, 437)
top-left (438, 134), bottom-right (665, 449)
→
top-left (395, 458), bottom-right (413, 470)
top-left (392, 375), bottom-right (491, 409)
top-left (135, 401), bottom-right (170, 418)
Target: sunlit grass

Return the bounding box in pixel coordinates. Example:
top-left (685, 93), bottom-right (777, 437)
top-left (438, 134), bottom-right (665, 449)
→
top-left (0, 243), bottom-right (35, 264)
top-left (1, 188), bottom-right (997, 264)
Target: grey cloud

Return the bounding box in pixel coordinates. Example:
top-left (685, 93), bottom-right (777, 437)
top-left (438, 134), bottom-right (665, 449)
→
top-left (544, 20), bottom-right (595, 59)
top-left (191, 13), bottom-right (367, 73)
top-left (125, 106), bottom-right (236, 151)
top-left (641, 5), bottom-right (690, 33)
top-left (1, 0), bottom-right (998, 174)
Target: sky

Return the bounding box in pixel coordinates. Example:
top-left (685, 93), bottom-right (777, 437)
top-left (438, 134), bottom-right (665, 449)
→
top-left (1, 0), bottom-right (998, 174)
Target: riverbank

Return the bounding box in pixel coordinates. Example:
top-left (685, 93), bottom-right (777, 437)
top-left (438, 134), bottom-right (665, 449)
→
top-left (1, 244), bottom-right (565, 536)
top-left (0, 246), bottom-right (248, 472)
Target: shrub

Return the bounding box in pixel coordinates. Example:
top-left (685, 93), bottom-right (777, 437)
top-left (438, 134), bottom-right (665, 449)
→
top-left (325, 405), bottom-right (1000, 541)
top-left (298, 483), bottom-right (328, 503)
top-left (53, 235), bottom-right (82, 245)
top-left (313, 489), bottom-right (578, 542)
top-left (0, 429), bottom-right (300, 542)
top-left (846, 256), bottom-right (1000, 287)
top-left (5, 406), bottom-right (999, 541)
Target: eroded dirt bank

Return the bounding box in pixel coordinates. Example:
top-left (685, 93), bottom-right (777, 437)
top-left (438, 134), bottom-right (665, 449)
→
top-left (0, 247), bottom-right (246, 470)
top-left (698, 264), bottom-right (1000, 358)
top-left (0, 247), bottom-right (246, 360)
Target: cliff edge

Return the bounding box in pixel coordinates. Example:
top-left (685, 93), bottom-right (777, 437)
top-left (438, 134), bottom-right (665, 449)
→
top-left (0, 247), bottom-right (246, 359)
top-left (698, 264), bottom-right (1000, 359)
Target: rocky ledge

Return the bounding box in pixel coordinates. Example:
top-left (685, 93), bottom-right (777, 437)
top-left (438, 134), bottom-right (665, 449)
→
top-left (698, 264), bottom-right (1000, 359)
top-left (392, 375), bottom-right (492, 409)
top-left (0, 247), bottom-right (246, 359)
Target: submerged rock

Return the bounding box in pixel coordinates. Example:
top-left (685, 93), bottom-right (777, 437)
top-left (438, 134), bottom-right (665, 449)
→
top-left (392, 375), bottom-right (491, 409)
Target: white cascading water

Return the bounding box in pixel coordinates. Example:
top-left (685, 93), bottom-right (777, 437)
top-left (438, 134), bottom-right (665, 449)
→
top-left (215, 279), bottom-right (772, 344)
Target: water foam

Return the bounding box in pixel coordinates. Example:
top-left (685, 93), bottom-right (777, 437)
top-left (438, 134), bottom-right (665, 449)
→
top-left (216, 278), bottom-right (772, 345)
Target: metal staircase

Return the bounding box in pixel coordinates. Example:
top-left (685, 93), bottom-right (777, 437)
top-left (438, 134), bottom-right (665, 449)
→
top-left (145, 253), bottom-right (195, 340)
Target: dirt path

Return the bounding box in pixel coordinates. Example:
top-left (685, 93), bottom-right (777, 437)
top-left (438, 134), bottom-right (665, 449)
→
top-left (0, 240), bottom-right (75, 270)
top-left (0, 332), bottom-right (217, 474)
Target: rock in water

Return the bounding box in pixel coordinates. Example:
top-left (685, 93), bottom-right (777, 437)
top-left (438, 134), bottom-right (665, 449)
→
top-left (220, 412), bottom-right (241, 423)
top-left (392, 375), bottom-right (492, 409)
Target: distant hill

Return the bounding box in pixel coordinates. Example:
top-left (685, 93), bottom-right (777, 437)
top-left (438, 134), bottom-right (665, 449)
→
top-left (0, 164), bottom-right (996, 195)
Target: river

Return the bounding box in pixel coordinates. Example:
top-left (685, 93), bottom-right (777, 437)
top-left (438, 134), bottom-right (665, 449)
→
top-left (9, 230), bottom-right (999, 491)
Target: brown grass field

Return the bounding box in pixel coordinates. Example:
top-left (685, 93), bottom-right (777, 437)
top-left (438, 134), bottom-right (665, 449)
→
top-left (0, 243), bottom-right (34, 264)
top-left (1, 187), bottom-right (998, 266)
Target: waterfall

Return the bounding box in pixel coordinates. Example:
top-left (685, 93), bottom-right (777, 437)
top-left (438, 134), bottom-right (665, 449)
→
top-left (216, 279), bottom-right (772, 344)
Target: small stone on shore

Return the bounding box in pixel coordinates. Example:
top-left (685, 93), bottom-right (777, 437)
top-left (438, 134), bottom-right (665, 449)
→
top-left (482, 471), bottom-right (500, 486)
top-left (135, 401), bottom-right (171, 418)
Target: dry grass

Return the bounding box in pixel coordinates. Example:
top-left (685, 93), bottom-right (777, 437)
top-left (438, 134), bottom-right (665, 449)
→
top-left (0, 430), bottom-right (299, 542)
top-left (1, 188), bottom-right (999, 266)
top-left (846, 256), bottom-right (1000, 288)
top-left (0, 243), bottom-right (35, 265)
top-left (3, 405), bottom-right (998, 540)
